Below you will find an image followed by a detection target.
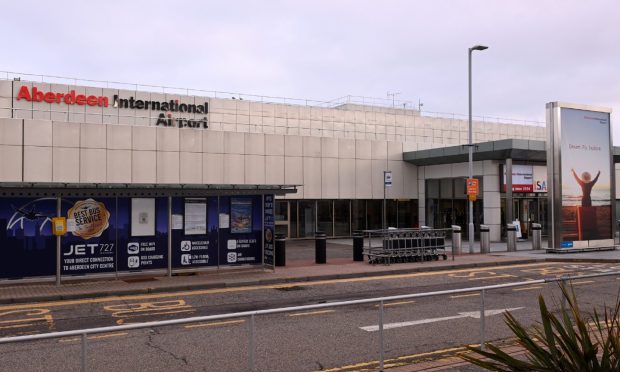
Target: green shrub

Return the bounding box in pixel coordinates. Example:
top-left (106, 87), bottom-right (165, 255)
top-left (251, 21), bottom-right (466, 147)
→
top-left (460, 285), bottom-right (620, 371)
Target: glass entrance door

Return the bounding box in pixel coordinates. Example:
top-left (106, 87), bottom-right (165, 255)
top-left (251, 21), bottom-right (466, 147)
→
top-left (509, 197), bottom-right (548, 239)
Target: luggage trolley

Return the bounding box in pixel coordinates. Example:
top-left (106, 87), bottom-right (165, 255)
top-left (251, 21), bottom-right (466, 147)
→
top-left (365, 227), bottom-right (448, 265)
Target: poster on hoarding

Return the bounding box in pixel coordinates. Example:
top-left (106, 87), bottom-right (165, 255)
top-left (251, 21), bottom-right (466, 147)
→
top-left (547, 102), bottom-right (614, 250)
top-left (560, 108), bottom-right (612, 245)
top-left (217, 196), bottom-right (262, 266)
top-left (170, 197), bottom-right (218, 269)
top-left (63, 198), bottom-right (116, 275)
top-left (116, 197), bottom-right (168, 272)
top-left (131, 198), bottom-right (155, 237)
top-left (231, 197), bottom-right (253, 234)
top-left (184, 199), bottom-right (207, 235)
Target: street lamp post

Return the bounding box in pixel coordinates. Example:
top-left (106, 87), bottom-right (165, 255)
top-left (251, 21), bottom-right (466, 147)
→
top-left (468, 44), bottom-right (488, 254)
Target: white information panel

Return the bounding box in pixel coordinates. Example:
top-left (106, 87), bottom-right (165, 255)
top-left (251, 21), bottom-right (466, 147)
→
top-left (131, 198), bottom-right (155, 237)
top-left (184, 199), bottom-right (207, 235)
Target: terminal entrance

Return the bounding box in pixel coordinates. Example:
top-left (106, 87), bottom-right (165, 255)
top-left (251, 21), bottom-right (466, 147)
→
top-left (501, 195), bottom-right (548, 238)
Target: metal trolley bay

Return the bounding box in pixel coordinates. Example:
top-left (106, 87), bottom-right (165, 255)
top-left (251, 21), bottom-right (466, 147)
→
top-left (362, 228), bottom-right (450, 265)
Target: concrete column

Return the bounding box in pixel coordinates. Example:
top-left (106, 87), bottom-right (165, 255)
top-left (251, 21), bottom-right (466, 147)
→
top-left (418, 176), bottom-right (426, 226)
top-left (506, 158), bottom-right (513, 224)
top-left (483, 161), bottom-right (501, 241)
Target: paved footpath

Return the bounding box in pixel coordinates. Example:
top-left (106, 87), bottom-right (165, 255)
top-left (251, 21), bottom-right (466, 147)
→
top-left (0, 238), bottom-right (617, 304)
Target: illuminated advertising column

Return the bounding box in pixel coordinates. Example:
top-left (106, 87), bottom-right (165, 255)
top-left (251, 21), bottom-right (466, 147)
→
top-left (547, 102), bottom-right (615, 250)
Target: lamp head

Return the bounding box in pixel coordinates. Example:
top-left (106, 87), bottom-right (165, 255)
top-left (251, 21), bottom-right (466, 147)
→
top-left (470, 45), bottom-right (488, 51)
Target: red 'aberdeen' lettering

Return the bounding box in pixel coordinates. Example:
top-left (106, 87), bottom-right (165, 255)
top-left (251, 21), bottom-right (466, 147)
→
top-left (16, 86), bottom-right (109, 107)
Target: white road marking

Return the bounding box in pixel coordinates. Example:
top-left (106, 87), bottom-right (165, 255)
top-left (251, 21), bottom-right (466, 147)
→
top-left (359, 307), bottom-right (524, 332)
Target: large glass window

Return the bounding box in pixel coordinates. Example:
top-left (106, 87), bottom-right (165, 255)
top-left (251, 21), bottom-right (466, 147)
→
top-left (440, 179), bottom-right (453, 199)
top-left (352, 200), bottom-right (366, 232)
top-left (289, 201), bottom-right (298, 238)
top-left (275, 201), bottom-right (288, 222)
top-left (334, 200), bottom-right (350, 236)
top-left (387, 199), bottom-right (397, 228)
top-left (275, 200), bottom-right (288, 237)
top-left (317, 200), bottom-right (333, 236)
top-left (454, 178), bottom-right (466, 199)
top-left (367, 200), bottom-right (383, 230)
top-left (397, 200), bottom-right (418, 228)
top-left (299, 201), bottom-right (316, 237)
top-left (275, 198), bottom-right (423, 237)
top-left (438, 200), bottom-right (453, 228)
top-left (426, 179), bottom-right (440, 199)
top-left (426, 198), bottom-right (438, 228)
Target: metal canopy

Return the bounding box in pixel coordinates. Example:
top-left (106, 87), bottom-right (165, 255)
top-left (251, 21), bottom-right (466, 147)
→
top-left (404, 139), bottom-right (620, 166)
top-left (0, 183), bottom-right (298, 198)
top-left (403, 139), bottom-right (546, 166)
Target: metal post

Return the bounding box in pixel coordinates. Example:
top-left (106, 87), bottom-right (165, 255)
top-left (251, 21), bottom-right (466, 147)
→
top-left (379, 300), bottom-right (385, 371)
top-left (506, 158), bottom-right (513, 223)
top-left (480, 289), bottom-right (485, 351)
top-left (248, 314), bottom-right (255, 372)
top-left (468, 45), bottom-right (488, 253)
top-left (468, 49), bottom-right (474, 254)
top-left (167, 196), bottom-right (172, 277)
top-left (560, 277), bottom-right (567, 311)
top-left (383, 172), bottom-right (387, 232)
top-left (56, 197), bottom-right (61, 286)
top-left (81, 333), bottom-right (87, 372)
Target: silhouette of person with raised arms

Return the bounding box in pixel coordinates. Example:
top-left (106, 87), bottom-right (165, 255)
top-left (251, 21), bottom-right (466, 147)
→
top-left (571, 168), bottom-right (600, 207)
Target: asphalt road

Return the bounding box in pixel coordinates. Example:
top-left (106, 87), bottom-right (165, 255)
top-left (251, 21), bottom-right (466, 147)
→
top-left (1, 261), bottom-right (620, 371)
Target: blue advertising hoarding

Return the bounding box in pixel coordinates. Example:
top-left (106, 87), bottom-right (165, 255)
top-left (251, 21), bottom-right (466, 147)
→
top-left (218, 196), bottom-right (263, 265)
top-left (263, 195), bottom-right (275, 267)
top-left (0, 198), bottom-right (56, 279)
top-left (171, 197), bottom-right (219, 269)
top-left (62, 197), bottom-right (117, 275)
top-left (117, 198), bottom-right (168, 271)
top-left (0, 194), bottom-right (266, 279)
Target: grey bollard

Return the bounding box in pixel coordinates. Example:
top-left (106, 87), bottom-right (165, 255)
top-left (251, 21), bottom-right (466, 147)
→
top-left (275, 234), bottom-right (286, 266)
top-left (451, 225), bottom-right (462, 258)
top-left (352, 230), bottom-right (364, 261)
top-left (480, 225), bottom-right (490, 254)
top-left (315, 231), bottom-right (327, 264)
top-left (506, 224), bottom-right (517, 252)
top-left (532, 223), bottom-right (542, 250)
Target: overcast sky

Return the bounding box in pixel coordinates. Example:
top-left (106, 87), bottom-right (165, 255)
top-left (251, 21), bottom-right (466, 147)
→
top-left (3, 1), bottom-right (620, 140)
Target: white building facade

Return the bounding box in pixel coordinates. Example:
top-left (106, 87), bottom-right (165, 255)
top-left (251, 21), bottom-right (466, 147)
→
top-left (0, 76), bottom-right (557, 243)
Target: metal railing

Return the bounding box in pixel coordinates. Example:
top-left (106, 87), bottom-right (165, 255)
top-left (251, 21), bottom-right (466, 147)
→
top-left (1, 70), bottom-right (545, 127)
top-left (2, 105), bottom-right (546, 145)
top-left (0, 270), bottom-right (616, 372)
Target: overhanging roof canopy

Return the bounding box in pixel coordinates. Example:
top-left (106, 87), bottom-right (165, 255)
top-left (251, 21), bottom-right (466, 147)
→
top-left (0, 183), bottom-right (298, 197)
top-left (404, 139), bottom-right (620, 166)
top-left (403, 139), bottom-right (546, 166)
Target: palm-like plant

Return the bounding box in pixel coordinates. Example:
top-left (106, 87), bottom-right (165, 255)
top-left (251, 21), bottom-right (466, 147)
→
top-left (460, 285), bottom-right (620, 371)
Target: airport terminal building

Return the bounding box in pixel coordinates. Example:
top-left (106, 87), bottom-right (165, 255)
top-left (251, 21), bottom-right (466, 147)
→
top-left (0, 74), bottom-right (617, 279)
